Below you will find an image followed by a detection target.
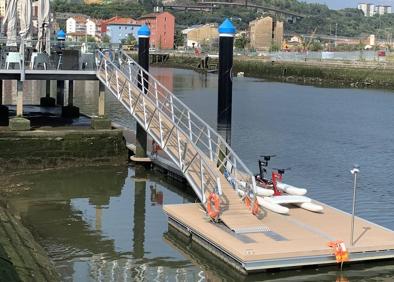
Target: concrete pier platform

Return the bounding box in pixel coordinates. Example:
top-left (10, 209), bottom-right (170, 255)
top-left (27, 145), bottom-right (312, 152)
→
top-left (164, 202), bottom-right (394, 273)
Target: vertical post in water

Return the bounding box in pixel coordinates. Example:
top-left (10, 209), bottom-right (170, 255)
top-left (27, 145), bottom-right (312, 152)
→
top-left (135, 24), bottom-right (150, 158)
top-left (133, 25), bottom-right (150, 259)
top-left (9, 81), bottom-right (30, 131)
top-left (0, 80), bottom-right (9, 124)
top-left (62, 80), bottom-right (80, 118)
top-left (217, 18), bottom-right (236, 146)
top-left (350, 165), bottom-right (359, 246)
top-left (133, 173), bottom-right (146, 259)
top-left (98, 82), bottom-right (105, 117)
top-left (40, 80), bottom-right (56, 107)
top-left (57, 80), bottom-right (65, 106)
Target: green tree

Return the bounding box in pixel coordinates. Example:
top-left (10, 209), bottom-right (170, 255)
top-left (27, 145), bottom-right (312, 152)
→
top-left (121, 34), bottom-right (137, 46)
top-left (174, 30), bottom-right (184, 49)
top-left (86, 35), bottom-right (96, 42)
top-left (102, 34), bottom-right (111, 43)
top-left (235, 33), bottom-right (248, 49)
top-left (270, 43), bottom-right (281, 52)
top-left (309, 40), bottom-right (323, 51)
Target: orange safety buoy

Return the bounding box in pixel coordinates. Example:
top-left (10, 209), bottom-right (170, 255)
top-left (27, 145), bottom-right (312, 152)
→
top-left (244, 196), bottom-right (260, 216)
top-left (328, 240), bottom-right (349, 263)
top-left (206, 192), bottom-right (220, 220)
top-left (244, 195), bottom-right (252, 208)
top-left (252, 200), bottom-right (260, 215)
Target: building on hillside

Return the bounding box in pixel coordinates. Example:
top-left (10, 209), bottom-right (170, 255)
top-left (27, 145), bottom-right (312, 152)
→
top-left (86, 18), bottom-right (102, 40)
top-left (182, 24), bottom-right (218, 48)
top-left (249, 16), bottom-right (283, 51)
top-left (99, 17), bottom-right (139, 44)
top-left (106, 22), bottom-right (141, 44)
top-left (358, 3), bottom-right (375, 16)
top-left (66, 32), bottom-right (87, 42)
top-left (0, 0), bottom-right (6, 17)
top-left (358, 3), bottom-right (391, 16)
top-left (137, 11), bottom-right (175, 49)
top-left (66, 15), bottom-right (87, 35)
top-left (375, 5), bottom-right (392, 15)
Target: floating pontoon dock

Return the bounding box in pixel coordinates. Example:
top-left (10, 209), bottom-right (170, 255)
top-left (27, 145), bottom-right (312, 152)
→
top-left (164, 202), bottom-right (394, 273)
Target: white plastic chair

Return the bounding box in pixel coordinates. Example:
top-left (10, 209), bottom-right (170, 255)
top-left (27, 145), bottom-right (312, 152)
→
top-left (6, 52), bottom-right (22, 69)
top-left (32, 53), bottom-right (49, 70)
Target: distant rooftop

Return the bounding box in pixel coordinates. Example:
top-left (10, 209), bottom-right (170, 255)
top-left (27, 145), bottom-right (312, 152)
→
top-left (138, 11), bottom-right (173, 20)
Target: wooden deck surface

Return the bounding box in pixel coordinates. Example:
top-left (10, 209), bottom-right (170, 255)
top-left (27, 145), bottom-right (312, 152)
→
top-left (164, 202), bottom-right (394, 270)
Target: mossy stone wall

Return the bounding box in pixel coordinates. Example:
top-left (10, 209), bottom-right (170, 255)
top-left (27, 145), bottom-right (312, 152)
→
top-left (0, 129), bottom-right (127, 173)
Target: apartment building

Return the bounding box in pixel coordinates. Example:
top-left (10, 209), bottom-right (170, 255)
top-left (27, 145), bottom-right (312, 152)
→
top-left (137, 11), bottom-right (175, 49)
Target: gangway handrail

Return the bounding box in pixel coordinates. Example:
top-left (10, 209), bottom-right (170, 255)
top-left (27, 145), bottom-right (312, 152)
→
top-left (96, 50), bottom-right (227, 205)
top-left (117, 50), bottom-right (257, 198)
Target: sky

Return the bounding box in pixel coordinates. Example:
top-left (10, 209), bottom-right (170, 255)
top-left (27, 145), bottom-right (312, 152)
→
top-left (302, 0), bottom-right (393, 10)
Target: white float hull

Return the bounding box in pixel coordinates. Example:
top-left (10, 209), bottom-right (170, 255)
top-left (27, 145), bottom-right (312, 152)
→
top-left (295, 202), bottom-right (324, 213)
top-left (255, 186), bottom-right (274, 197)
top-left (257, 196), bottom-right (289, 214)
top-left (277, 182), bottom-right (307, 196)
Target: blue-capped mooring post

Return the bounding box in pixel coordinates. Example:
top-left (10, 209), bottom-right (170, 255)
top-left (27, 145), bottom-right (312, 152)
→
top-left (217, 19), bottom-right (236, 145)
top-left (135, 24), bottom-right (151, 158)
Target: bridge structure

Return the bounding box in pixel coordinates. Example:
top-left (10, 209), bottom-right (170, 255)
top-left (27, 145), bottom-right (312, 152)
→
top-left (162, 1), bottom-right (305, 22)
top-left (1, 41), bottom-right (394, 273)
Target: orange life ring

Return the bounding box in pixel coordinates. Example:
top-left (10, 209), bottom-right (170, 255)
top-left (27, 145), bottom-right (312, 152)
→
top-left (328, 240), bottom-right (349, 263)
top-left (206, 192), bottom-right (220, 220)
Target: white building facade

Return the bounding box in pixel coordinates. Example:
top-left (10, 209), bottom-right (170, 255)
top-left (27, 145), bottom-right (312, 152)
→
top-left (375, 5), bottom-right (392, 15)
top-left (358, 3), bottom-right (392, 16)
top-left (66, 16), bottom-right (87, 34)
top-left (358, 3), bottom-right (375, 17)
top-left (86, 18), bottom-right (101, 39)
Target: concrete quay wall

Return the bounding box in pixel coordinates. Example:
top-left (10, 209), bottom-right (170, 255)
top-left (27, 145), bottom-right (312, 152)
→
top-left (0, 128), bottom-right (128, 173)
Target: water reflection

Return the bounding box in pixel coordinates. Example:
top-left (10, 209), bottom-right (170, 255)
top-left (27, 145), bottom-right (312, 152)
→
top-left (5, 165), bottom-right (200, 281)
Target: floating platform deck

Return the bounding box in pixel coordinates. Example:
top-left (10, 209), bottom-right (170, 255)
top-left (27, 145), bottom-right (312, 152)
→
top-left (164, 202), bottom-right (394, 273)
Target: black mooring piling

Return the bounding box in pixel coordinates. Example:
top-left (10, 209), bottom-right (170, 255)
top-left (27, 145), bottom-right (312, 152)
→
top-left (135, 24), bottom-right (151, 158)
top-left (217, 19), bottom-right (236, 145)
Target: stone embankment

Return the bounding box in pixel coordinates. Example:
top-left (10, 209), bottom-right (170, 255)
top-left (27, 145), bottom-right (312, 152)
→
top-left (0, 128), bottom-right (128, 173)
top-left (153, 54), bottom-right (394, 89)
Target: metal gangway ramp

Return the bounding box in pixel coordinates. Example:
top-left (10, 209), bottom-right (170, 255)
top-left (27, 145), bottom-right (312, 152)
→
top-left (95, 50), bottom-right (263, 232)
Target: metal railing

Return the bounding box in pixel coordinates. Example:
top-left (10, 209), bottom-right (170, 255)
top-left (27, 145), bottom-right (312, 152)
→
top-left (115, 50), bottom-right (257, 200)
top-left (96, 50), bottom-right (229, 204)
